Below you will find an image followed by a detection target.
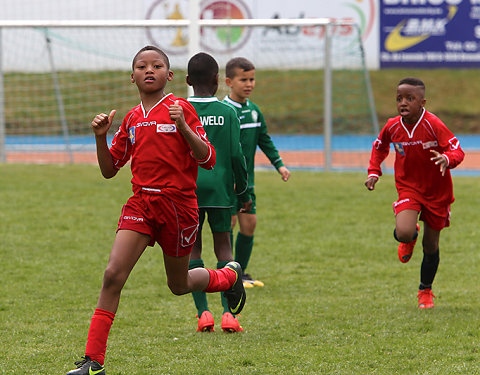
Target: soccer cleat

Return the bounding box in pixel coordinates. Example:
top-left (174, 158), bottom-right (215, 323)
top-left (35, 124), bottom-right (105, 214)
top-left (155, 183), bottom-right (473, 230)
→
top-left (417, 288), bottom-right (435, 309)
top-left (243, 273), bottom-right (264, 287)
top-left (221, 312), bottom-right (244, 333)
top-left (196, 310), bottom-right (215, 332)
top-left (223, 261), bottom-right (246, 315)
top-left (66, 356), bottom-right (105, 375)
top-left (398, 223), bottom-right (420, 263)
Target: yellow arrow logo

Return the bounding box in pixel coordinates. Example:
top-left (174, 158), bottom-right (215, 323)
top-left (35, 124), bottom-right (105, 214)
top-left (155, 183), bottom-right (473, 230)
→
top-left (385, 6), bottom-right (458, 52)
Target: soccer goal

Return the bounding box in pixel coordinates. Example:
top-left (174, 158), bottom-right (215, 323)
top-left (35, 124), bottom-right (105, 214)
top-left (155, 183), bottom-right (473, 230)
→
top-left (0, 18), bottom-right (378, 169)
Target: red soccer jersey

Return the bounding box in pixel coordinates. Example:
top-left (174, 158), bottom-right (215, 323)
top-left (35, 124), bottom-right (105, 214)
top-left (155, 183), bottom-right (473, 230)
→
top-left (368, 109), bottom-right (464, 206)
top-left (109, 93), bottom-right (215, 208)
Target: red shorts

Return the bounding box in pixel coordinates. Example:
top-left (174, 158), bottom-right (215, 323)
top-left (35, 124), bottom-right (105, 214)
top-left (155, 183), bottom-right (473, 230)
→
top-left (117, 192), bottom-right (199, 257)
top-left (392, 197), bottom-right (451, 231)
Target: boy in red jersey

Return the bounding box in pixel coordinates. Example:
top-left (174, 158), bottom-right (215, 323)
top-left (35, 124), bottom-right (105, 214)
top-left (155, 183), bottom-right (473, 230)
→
top-left (365, 77), bottom-right (464, 309)
top-left (66, 46), bottom-right (246, 375)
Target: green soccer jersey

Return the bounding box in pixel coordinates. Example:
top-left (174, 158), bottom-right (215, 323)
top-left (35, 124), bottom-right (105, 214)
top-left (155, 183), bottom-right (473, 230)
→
top-left (188, 96), bottom-right (250, 208)
top-left (223, 96), bottom-right (284, 187)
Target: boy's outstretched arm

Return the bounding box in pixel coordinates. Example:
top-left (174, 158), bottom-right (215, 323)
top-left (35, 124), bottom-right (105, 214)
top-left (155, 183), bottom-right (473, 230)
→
top-left (91, 110), bottom-right (118, 179)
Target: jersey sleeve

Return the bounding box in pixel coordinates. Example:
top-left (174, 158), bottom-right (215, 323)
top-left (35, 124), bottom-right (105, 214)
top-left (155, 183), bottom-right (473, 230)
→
top-left (435, 120), bottom-right (465, 169)
top-left (229, 111), bottom-right (250, 203)
top-left (256, 109), bottom-right (284, 169)
top-left (367, 123), bottom-right (391, 178)
top-left (109, 113), bottom-right (133, 170)
top-left (181, 99), bottom-right (216, 170)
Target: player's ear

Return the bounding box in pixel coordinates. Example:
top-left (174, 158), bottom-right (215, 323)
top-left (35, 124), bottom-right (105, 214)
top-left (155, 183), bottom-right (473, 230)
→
top-left (421, 98), bottom-right (426, 107)
top-left (225, 76), bottom-right (232, 87)
top-left (186, 75), bottom-right (192, 87)
top-left (167, 70), bottom-right (174, 81)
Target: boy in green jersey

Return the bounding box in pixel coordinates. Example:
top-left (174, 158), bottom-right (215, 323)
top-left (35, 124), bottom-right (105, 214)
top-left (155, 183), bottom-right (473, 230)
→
top-left (224, 57), bottom-right (290, 288)
top-left (187, 52), bottom-right (252, 333)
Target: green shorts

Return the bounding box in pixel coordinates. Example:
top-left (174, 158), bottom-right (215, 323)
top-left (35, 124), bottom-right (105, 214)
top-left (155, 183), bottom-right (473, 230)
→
top-left (198, 207), bottom-right (232, 233)
top-left (231, 188), bottom-right (256, 215)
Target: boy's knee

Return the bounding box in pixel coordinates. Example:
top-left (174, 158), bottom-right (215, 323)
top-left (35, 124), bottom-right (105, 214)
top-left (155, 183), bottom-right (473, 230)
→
top-left (102, 266), bottom-right (127, 291)
top-left (167, 281), bottom-right (189, 296)
top-left (394, 227), bottom-right (417, 243)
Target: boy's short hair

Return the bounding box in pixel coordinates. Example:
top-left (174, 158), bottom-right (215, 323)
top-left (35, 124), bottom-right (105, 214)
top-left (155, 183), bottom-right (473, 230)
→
top-left (226, 57), bottom-right (255, 78)
top-left (132, 45), bottom-right (170, 70)
top-left (188, 52), bottom-right (219, 86)
top-left (398, 77), bottom-right (425, 90)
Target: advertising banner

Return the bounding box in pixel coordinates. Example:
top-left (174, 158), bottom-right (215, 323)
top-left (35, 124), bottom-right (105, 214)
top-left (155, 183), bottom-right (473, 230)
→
top-left (380, 0), bottom-right (480, 67)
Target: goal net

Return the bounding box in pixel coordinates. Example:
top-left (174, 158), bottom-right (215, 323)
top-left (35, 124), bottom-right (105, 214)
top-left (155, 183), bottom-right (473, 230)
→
top-left (0, 19), bottom-right (378, 169)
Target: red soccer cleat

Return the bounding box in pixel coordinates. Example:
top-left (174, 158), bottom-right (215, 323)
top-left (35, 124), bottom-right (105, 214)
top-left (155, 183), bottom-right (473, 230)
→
top-left (221, 312), bottom-right (244, 333)
top-left (196, 311), bottom-right (215, 332)
top-left (398, 223), bottom-right (420, 263)
top-left (417, 288), bottom-right (435, 309)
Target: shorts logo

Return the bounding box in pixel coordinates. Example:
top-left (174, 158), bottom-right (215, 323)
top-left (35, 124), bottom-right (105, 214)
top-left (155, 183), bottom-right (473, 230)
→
top-left (181, 224), bottom-right (198, 247)
top-left (123, 215), bottom-right (144, 222)
top-left (393, 142), bottom-right (405, 155)
top-left (157, 123), bottom-right (177, 133)
top-left (394, 198), bottom-right (410, 208)
top-left (129, 127), bottom-right (135, 144)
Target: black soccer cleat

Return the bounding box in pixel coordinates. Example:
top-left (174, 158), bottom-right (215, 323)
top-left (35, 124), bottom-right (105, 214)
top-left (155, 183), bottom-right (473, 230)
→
top-left (66, 356), bottom-right (105, 375)
top-left (223, 261), bottom-right (246, 315)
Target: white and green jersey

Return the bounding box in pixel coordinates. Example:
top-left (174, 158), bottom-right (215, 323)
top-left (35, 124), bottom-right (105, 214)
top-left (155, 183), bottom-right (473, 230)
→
top-left (188, 96), bottom-right (250, 208)
top-left (223, 96), bottom-right (284, 187)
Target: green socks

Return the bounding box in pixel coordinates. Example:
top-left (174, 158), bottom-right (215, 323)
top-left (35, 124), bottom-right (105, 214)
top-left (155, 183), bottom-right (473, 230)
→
top-left (235, 232), bottom-right (254, 272)
top-left (189, 258), bottom-right (209, 316)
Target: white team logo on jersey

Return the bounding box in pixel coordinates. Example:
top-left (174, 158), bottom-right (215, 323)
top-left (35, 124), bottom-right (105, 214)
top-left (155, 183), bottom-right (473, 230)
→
top-left (157, 124), bottom-right (177, 133)
top-left (251, 110), bottom-right (258, 122)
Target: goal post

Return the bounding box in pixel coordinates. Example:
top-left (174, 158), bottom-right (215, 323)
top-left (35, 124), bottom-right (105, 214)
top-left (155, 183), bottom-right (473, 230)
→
top-left (0, 18), bottom-right (378, 169)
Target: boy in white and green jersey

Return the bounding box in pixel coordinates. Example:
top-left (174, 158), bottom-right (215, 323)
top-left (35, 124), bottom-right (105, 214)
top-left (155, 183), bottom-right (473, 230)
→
top-left (224, 57), bottom-right (291, 288)
top-left (187, 52), bottom-right (252, 333)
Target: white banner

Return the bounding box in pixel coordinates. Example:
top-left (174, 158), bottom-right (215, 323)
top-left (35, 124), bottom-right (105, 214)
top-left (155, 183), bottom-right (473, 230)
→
top-left (1, 0), bottom-right (379, 71)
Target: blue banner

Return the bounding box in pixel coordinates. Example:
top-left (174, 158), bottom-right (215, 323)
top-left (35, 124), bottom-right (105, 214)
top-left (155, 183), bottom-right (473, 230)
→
top-left (380, 0), bottom-right (480, 67)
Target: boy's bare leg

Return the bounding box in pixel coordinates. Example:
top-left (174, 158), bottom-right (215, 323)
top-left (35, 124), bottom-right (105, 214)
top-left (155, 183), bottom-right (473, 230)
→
top-left (97, 229), bottom-right (150, 313)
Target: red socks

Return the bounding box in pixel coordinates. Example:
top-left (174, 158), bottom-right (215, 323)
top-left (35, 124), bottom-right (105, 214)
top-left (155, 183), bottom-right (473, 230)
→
top-left (204, 267), bottom-right (237, 292)
top-left (85, 308), bottom-right (115, 365)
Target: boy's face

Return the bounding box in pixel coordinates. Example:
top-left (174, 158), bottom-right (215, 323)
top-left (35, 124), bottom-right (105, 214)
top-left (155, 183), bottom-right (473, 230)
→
top-left (225, 68), bottom-right (255, 102)
top-left (396, 84), bottom-right (426, 125)
top-left (131, 50), bottom-right (173, 94)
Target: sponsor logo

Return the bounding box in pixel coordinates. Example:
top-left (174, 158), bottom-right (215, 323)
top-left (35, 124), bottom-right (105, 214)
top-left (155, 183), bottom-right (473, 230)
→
top-left (422, 140), bottom-right (438, 149)
top-left (383, 1), bottom-right (459, 52)
top-left (157, 123), bottom-right (177, 132)
top-left (145, 0), bottom-right (252, 54)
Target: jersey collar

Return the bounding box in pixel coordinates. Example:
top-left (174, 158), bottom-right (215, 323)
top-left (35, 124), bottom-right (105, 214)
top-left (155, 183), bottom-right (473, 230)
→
top-left (188, 96), bottom-right (219, 103)
top-left (224, 95), bottom-right (249, 108)
top-left (140, 93), bottom-right (173, 118)
top-left (400, 107), bottom-right (425, 139)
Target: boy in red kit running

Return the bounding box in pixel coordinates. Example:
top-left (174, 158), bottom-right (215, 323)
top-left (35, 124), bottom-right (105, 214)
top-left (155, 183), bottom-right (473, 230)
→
top-left (66, 46), bottom-right (246, 375)
top-left (365, 77), bottom-right (464, 309)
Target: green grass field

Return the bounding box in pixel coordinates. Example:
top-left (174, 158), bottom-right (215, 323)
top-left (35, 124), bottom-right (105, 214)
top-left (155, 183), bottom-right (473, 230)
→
top-left (1, 165), bottom-right (479, 374)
